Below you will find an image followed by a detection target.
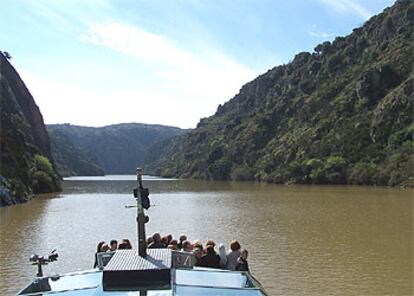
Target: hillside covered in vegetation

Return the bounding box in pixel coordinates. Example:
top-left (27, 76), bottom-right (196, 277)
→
top-left (48, 123), bottom-right (187, 176)
top-left (147, 0), bottom-right (413, 187)
top-left (47, 127), bottom-right (106, 177)
top-left (0, 53), bottom-right (61, 206)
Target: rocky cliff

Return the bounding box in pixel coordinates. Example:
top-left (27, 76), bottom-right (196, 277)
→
top-left (147, 0), bottom-right (413, 187)
top-left (0, 52), bottom-right (61, 206)
top-left (48, 123), bottom-right (187, 175)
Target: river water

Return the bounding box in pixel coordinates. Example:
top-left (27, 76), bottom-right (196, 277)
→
top-left (0, 176), bottom-right (412, 295)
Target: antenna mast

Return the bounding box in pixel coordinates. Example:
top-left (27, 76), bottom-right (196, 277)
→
top-left (136, 168), bottom-right (147, 257)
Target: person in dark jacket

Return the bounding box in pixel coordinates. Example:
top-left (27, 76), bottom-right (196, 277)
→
top-left (118, 239), bottom-right (132, 249)
top-left (148, 233), bottom-right (165, 248)
top-left (200, 245), bottom-right (221, 268)
top-left (235, 249), bottom-right (249, 272)
top-left (177, 234), bottom-right (187, 250)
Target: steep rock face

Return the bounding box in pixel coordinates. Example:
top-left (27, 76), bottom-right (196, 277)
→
top-left (1, 54), bottom-right (52, 160)
top-left (150, 0), bottom-right (413, 186)
top-left (0, 53), bottom-right (61, 206)
top-left (48, 123), bottom-right (187, 175)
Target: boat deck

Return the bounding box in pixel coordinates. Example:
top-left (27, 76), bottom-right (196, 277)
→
top-left (18, 268), bottom-right (265, 295)
top-left (18, 250), bottom-right (266, 296)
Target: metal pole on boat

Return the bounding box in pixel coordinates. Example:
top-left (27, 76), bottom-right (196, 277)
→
top-left (136, 168), bottom-right (147, 257)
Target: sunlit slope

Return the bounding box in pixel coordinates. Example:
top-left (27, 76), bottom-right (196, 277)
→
top-left (148, 0), bottom-right (413, 186)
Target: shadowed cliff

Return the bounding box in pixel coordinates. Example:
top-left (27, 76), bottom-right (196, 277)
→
top-left (0, 52), bottom-right (61, 206)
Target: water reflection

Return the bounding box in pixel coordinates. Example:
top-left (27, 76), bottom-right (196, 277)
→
top-left (0, 195), bottom-right (51, 294)
top-left (0, 177), bottom-right (412, 295)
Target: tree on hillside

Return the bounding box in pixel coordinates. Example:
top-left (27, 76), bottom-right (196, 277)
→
top-left (2, 51), bottom-right (12, 59)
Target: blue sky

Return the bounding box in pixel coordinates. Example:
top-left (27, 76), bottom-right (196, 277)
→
top-left (1, 0), bottom-right (395, 128)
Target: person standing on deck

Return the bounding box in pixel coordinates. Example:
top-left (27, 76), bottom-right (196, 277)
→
top-left (148, 233), bottom-right (165, 248)
top-left (226, 240), bottom-right (241, 271)
top-left (218, 244), bottom-right (227, 268)
top-left (109, 240), bottom-right (118, 251)
top-left (200, 245), bottom-right (221, 268)
top-left (177, 234), bottom-right (187, 250)
top-left (93, 241), bottom-right (109, 268)
top-left (182, 240), bottom-right (193, 252)
top-left (235, 249), bottom-right (249, 271)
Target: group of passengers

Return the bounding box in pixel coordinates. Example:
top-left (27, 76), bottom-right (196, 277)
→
top-left (94, 234), bottom-right (249, 272)
top-left (146, 233), bottom-right (249, 272)
top-left (93, 239), bottom-right (132, 268)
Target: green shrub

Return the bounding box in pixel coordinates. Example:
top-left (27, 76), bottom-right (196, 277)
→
top-left (231, 166), bottom-right (254, 181)
top-left (309, 167), bottom-right (326, 184)
top-left (348, 162), bottom-right (378, 185)
top-left (31, 171), bottom-right (54, 193)
top-left (306, 158), bottom-right (324, 169)
top-left (326, 156), bottom-right (347, 169)
top-left (324, 156), bottom-right (348, 184)
top-left (34, 155), bottom-right (53, 175)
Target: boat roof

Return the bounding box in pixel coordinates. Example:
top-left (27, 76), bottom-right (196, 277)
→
top-left (17, 267), bottom-right (266, 296)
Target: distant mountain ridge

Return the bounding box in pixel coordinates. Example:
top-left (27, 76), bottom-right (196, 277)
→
top-left (1, 52), bottom-right (61, 206)
top-left (146, 0), bottom-right (413, 187)
top-left (48, 123), bottom-right (187, 176)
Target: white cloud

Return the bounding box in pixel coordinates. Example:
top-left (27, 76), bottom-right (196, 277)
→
top-left (308, 24), bottom-right (336, 38)
top-left (73, 21), bottom-right (258, 127)
top-left (80, 22), bottom-right (185, 62)
top-left (19, 22), bottom-right (259, 128)
top-left (318, 0), bottom-right (373, 19)
top-left (308, 31), bottom-right (334, 38)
